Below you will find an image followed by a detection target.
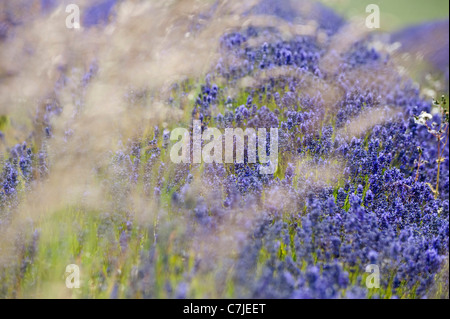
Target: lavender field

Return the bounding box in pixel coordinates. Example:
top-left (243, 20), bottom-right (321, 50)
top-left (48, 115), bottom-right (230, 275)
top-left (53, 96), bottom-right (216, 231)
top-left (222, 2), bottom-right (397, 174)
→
top-left (0, 0), bottom-right (448, 299)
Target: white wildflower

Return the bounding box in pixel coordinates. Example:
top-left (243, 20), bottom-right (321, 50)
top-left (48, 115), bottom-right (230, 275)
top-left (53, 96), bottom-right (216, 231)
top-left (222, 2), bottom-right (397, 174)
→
top-left (414, 111), bottom-right (432, 125)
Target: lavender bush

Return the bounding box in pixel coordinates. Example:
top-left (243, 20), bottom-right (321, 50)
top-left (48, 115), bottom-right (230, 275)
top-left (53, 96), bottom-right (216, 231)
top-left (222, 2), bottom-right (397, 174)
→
top-left (0, 0), bottom-right (448, 299)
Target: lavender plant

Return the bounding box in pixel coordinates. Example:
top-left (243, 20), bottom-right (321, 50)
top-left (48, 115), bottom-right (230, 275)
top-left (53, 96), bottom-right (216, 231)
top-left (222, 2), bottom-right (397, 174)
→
top-left (414, 96), bottom-right (449, 198)
top-left (0, 0), bottom-right (448, 300)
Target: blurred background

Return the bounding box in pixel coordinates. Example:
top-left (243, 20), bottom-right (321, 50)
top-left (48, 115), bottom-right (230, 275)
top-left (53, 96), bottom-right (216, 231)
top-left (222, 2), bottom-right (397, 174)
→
top-left (321, 0), bottom-right (449, 31)
top-left (321, 0), bottom-right (449, 84)
top-left (2, 0), bottom-right (448, 80)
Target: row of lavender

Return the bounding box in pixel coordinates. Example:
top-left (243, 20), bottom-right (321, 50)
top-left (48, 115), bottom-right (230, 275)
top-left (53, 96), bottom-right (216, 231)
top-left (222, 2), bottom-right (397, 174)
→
top-left (0, 2), bottom-right (448, 298)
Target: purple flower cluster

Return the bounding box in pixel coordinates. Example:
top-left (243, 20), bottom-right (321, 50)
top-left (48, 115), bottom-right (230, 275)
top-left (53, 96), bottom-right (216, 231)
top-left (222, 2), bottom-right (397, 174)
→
top-left (0, 0), bottom-right (448, 299)
top-left (162, 10), bottom-right (448, 298)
